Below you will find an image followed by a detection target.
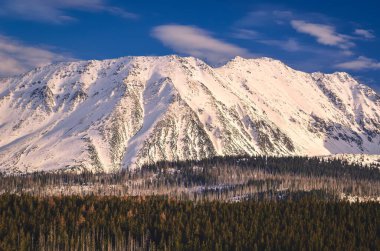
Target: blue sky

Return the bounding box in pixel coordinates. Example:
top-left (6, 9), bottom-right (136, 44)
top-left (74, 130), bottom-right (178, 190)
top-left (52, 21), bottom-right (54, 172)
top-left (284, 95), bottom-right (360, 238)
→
top-left (0, 0), bottom-right (379, 91)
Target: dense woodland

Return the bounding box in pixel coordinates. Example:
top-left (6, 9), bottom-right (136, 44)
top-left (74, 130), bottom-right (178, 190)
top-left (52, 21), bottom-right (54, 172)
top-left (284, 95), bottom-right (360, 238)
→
top-left (0, 194), bottom-right (379, 251)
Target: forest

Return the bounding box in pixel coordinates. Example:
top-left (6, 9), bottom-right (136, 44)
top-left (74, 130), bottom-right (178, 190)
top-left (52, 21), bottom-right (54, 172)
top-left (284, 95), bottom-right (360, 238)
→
top-left (0, 194), bottom-right (379, 251)
top-left (0, 156), bottom-right (379, 250)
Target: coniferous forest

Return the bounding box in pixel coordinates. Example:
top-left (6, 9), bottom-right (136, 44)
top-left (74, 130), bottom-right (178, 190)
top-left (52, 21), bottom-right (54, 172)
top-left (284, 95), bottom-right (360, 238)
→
top-left (0, 194), bottom-right (379, 250)
top-left (0, 156), bottom-right (379, 250)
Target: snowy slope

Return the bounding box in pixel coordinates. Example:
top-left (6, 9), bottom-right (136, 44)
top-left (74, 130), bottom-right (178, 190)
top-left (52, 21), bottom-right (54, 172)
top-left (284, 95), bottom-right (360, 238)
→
top-left (0, 55), bottom-right (379, 172)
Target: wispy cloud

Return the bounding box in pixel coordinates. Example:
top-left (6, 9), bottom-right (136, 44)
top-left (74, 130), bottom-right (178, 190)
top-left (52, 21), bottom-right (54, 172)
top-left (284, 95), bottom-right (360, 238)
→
top-left (290, 20), bottom-right (354, 49)
top-left (0, 35), bottom-right (71, 76)
top-left (231, 29), bottom-right (260, 40)
top-left (354, 29), bottom-right (375, 39)
top-left (235, 8), bottom-right (359, 54)
top-left (0, 0), bottom-right (138, 23)
top-left (152, 25), bottom-right (252, 64)
top-left (237, 9), bottom-right (294, 27)
top-left (259, 38), bottom-right (302, 52)
top-left (335, 56), bottom-right (380, 71)
top-left (105, 6), bottom-right (138, 20)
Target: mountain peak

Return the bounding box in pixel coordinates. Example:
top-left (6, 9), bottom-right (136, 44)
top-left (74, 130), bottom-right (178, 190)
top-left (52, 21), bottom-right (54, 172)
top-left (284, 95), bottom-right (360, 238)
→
top-left (0, 55), bottom-right (379, 173)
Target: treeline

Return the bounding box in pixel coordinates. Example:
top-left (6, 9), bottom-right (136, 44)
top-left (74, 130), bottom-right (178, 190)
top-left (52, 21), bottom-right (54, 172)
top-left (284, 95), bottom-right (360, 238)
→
top-left (142, 155), bottom-right (380, 183)
top-left (0, 156), bottom-right (379, 199)
top-left (0, 194), bottom-right (378, 251)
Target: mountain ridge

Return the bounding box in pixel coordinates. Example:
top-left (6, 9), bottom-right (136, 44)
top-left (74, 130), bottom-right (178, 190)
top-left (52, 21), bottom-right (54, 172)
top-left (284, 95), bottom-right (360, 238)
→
top-left (0, 55), bottom-right (379, 172)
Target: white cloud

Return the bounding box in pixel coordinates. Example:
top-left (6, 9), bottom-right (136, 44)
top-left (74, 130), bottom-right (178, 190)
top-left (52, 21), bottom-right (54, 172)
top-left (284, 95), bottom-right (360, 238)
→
top-left (0, 0), bottom-right (137, 23)
top-left (0, 35), bottom-right (71, 76)
top-left (335, 56), bottom-right (380, 70)
top-left (354, 29), bottom-right (375, 39)
top-left (291, 20), bottom-right (354, 49)
top-left (152, 25), bottom-right (252, 64)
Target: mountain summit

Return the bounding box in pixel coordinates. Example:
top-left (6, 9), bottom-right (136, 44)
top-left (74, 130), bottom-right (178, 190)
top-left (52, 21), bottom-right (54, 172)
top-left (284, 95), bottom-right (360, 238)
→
top-left (0, 55), bottom-right (379, 172)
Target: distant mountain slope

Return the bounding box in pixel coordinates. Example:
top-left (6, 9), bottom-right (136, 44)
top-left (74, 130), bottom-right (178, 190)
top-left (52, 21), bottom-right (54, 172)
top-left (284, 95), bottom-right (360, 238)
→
top-left (0, 55), bottom-right (379, 172)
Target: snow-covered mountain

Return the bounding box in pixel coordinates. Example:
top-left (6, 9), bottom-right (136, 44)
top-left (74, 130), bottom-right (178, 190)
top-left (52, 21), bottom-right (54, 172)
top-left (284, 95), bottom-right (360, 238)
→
top-left (0, 55), bottom-right (379, 172)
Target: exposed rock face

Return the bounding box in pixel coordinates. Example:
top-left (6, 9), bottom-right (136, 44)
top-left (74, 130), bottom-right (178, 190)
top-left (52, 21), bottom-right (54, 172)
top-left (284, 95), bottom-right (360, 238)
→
top-left (0, 55), bottom-right (379, 172)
